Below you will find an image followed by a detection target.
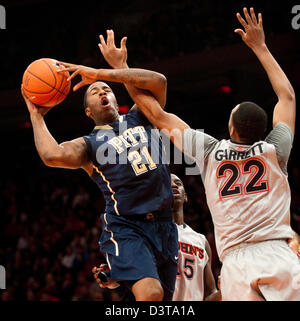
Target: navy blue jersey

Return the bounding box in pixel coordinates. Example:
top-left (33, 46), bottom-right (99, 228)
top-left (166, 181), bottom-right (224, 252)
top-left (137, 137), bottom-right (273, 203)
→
top-left (83, 108), bottom-right (173, 216)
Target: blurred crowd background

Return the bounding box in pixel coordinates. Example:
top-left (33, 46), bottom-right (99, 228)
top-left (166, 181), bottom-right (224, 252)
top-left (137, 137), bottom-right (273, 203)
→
top-left (0, 0), bottom-right (294, 90)
top-left (1, 0), bottom-right (299, 301)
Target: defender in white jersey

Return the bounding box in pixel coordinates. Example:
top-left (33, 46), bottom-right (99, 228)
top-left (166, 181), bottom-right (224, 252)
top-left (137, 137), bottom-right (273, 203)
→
top-left (132, 8), bottom-right (300, 300)
top-left (171, 174), bottom-right (220, 301)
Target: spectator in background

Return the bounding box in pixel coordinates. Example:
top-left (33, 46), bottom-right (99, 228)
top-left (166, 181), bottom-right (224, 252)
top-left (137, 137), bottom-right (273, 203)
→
top-left (171, 173), bottom-right (221, 301)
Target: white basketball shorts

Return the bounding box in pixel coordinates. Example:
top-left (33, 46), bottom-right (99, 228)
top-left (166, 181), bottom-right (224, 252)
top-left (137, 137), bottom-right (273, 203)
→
top-left (220, 239), bottom-right (300, 300)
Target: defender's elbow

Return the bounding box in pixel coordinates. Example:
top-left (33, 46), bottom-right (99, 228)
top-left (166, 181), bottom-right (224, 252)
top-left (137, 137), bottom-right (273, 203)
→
top-left (149, 109), bottom-right (169, 129)
top-left (288, 89), bottom-right (296, 102)
top-left (157, 73), bottom-right (167, 88)
top-left (281, 85), bottom-right (296, 102)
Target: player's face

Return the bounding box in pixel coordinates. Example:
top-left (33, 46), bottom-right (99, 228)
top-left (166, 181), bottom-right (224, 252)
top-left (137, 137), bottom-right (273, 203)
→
top-left (228, 104), bottom-right (240, 137)
top-left (85, 81), bottom-right (119, 125)
top-left (171, 174), bottom-right (187, 206)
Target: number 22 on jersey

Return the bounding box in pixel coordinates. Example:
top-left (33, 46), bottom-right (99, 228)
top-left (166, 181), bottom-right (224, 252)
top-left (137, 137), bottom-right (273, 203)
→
top-left (216, 157), bottom-right (269, 199)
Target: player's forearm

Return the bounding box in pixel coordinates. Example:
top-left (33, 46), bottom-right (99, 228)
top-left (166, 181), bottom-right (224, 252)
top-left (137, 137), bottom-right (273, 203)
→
top-left (204, 289), bottom-right (222, 301)
top-left (114, 63), bottom-right (153, 108)
top-left (131, 90), bottom-right (189, 151)
top-left (30, 113), bottom-right (63, 165)
top-left (97, 67), bottom-right (165, 89)
top-left (97, 68), bottom-right (166, 107)
top-left (252, 44), bottom-right (295, 101)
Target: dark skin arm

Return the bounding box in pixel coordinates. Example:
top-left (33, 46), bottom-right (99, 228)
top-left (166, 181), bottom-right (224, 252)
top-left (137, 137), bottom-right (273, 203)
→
top-left (22, 87), bottom-right (93, 175)
top-left (58, 63), bottom-right (167, 101)
top-left (235, 8), bottom-right (296, 133)
top-left (24, 30), bottom-right (167, 173)
top-left (109, 8), bottom-right (296, 155)
top-left (98, 29), bottom-right (167, 109)
top-left (58, 61), bottom-right (190, 153)
top-left (203, 240), bottom-right (221, 301)
top-left (24, 64), bottom-right (166, 172)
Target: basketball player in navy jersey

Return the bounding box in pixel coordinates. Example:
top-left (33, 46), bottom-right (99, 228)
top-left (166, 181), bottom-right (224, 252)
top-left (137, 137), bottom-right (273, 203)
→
top-left (92, 174), bottom-right (222, 301)
top-left (22, 30), bottom-right (178, 301)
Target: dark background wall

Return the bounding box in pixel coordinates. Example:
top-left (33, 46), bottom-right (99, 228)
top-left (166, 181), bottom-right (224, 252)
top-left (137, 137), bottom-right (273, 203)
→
top-left (0, 0), bottom-right (300, 301)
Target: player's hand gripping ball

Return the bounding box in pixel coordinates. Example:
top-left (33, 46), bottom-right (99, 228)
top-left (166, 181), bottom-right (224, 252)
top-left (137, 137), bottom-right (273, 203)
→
top-left (22, 58), bottom-right (70, 107)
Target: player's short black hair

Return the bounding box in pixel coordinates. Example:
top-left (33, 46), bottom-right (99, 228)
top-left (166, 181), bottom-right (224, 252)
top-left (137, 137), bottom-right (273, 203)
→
top-left (232, 101), bottom-right (268, 144)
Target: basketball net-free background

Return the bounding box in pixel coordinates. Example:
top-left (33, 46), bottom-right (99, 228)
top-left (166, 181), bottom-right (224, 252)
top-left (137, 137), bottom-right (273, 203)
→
top-left (0, 0), bottom-right (299, 302)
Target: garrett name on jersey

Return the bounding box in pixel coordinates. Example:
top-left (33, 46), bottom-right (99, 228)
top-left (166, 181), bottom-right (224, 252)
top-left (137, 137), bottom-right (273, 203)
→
top-left (215, 142), bottom-right (264, 161)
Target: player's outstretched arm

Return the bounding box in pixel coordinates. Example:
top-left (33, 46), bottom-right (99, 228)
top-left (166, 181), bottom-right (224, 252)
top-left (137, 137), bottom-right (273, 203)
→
top-left (235, 7), bottom-right (296, 133)
top-left (129, 90), bottom-right (190, 152)
top-left (22, 88), bottom-right (92, 175)
top-left (98, 29), bottom-right (167, 109)
top-left (58, 62), bottom-right (166, 103)
top-left (58, 63), bottom-right (189, 151)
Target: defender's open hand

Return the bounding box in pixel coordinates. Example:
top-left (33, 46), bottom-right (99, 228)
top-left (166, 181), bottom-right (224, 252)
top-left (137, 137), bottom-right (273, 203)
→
top-left (98, 29), bottom-right (128, 69)
top-left (58, 62), bottom-right (99, 91)
top-left (235, 7), bottom-right (265, 50)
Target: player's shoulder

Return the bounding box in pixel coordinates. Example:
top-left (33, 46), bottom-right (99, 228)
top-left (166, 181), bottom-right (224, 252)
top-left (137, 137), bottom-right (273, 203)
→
top-left (265, 122), bottom-right (294, 144)
top-left (70, 136), bottom-right (89, 148)
top-left (124, 107), bottom-right (148, 121)
top-left (180, 223), bottom-right (206, 239)
top-left (185, 128), bottom-right (219, 141)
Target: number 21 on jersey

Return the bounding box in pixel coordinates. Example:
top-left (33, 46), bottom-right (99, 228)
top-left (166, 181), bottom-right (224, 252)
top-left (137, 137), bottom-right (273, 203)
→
top-left (128, 145), bottom-right (157, 176)
top-left (216, 157), bottom-right (269, 199)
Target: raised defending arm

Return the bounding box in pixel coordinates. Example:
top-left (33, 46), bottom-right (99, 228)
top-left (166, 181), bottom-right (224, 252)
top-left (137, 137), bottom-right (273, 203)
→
top-left (58, 64), bottom-right (189, 152)
top-left (235, 7), bottom-right (296, 133)
top-left (98, 29), bottom-right (167, 109)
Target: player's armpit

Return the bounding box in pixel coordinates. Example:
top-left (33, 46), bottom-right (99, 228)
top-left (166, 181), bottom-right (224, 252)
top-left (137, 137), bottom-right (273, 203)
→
top-left (159, 112), bottom-right (190, 152)
top-left (272, 98), bottom-right (296, 134)
top-left (45, 137), bottom-right (92, 174)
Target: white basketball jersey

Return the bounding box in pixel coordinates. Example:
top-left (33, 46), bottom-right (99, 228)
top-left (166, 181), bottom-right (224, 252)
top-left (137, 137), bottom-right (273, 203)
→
top-left (203, 139), bottom-right (292, 261)
top-left (173, 224), bottom-right (208, 301)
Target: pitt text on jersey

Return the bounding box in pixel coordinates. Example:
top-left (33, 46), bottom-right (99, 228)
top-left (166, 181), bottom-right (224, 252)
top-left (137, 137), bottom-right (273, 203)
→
top-left (95, 123), bottom-right (161, 168)
top-left (95, 121), bottom-right (204, 172)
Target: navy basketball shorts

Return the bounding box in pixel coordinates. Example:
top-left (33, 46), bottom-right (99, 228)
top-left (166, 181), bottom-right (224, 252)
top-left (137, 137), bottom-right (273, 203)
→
top-left (99, 213), bottom-right (178, 301)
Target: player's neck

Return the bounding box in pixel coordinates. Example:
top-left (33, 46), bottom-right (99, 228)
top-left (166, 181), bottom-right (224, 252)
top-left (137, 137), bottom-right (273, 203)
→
top-left (230, 133), bottom-right (252, 145)
top-left (95, 113), bottom-right (120, 126)
top-left (230, 138), bottom-right (252, 145)
top-left (173, 208), bottom-right (184, 225)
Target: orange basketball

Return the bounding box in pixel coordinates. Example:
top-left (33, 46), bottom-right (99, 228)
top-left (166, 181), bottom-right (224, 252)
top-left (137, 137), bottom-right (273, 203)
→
top-left (22, 58), bottom-right (71, 107)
